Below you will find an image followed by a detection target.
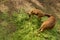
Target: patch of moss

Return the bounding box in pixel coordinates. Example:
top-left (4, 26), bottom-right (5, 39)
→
top-left (0, 9), bottom-right (60, 40)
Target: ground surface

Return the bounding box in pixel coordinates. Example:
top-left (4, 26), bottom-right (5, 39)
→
top-left (0, 9), bottom-right (60, 40)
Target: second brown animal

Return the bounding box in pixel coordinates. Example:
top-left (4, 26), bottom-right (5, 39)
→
top-left (39, 14), bottom-right (56, 32)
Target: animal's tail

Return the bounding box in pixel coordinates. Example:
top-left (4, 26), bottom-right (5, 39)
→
top-left (44, 14), bottom-right (52, 17)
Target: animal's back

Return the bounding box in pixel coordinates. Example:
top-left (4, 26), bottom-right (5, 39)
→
top-left (39, 14), bottom-right (56, 32)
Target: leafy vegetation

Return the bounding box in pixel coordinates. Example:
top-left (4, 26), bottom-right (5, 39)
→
top-left (0, 9), bottom-right (60, 40)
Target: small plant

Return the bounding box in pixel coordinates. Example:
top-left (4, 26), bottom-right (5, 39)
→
top-left (0, 9), bottom-right (60, 40)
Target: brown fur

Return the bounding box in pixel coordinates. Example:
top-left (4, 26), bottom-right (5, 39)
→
top-left (39, 14), bottom-right (56, 32)
top-left (28, 9), bottom-right (44, 18)
top-left (28, 9), bottom-right (56, 32)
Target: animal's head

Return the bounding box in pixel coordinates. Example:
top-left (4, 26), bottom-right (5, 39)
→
top-left (31, 10), bottom-right (38, 15)
top-left (28, 8), bottom-right (45, 18)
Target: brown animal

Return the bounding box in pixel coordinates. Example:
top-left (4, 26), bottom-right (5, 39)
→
top-left (28, 9), bottom-right (56, 32)
top-left (28, 9), bottom-right (44, 18)
top-left (39, 14), bottom-right (56, 32)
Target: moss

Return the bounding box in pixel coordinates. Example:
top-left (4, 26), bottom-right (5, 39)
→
top-left (0, 9), bottom-right (60, 40)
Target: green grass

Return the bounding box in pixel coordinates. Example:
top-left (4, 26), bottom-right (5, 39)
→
top-left (0, 9), bottom-right (60, 40)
